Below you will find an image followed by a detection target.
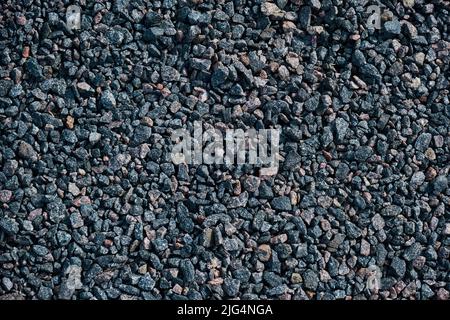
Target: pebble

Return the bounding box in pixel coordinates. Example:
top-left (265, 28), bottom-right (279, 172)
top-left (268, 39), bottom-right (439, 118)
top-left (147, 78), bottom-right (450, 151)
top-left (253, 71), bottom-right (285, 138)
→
top-left (100, 90), bottom-right (117, 109)
top-left (17, 141), bottom-right (38, 162)
top-left (381, 205), bottom-right (402, 217)
top-left (0, 190), bottom-right (13, 203)
top-left (403, 243), bottom-right (422, 262)
top-left (271, 196), bottom-right (292, 211)
top-left (333, 118), bottom-right (349, 141)
top-left (403, 0), bottom-right (415, 8)
top-left (390, 256), bottom-right (406, 278)
top-left (161, 66), bottom-right (180, 82)
top-left (303, 270), bottom-right (319, 291)
top-left (69, 211), bottom-right (84, 228)
top-left (384, 20), bottom-right (401, 35)
top-left (257, 244), bottom-right (272, 262)
top-left (89, 132), bottom-right (102, 143)
top-left (261, 2), bottom-right (284, 19)
top-left (138, 274), bottom-right (156, 291)
top-left (415, 133), bottom-right (432, 152)
top-left (0, 217), bottom-right (19, 235)
top-left (411, 172), bottom-right (425, 187)
top-left (433, 176), bottom-right (448, 194)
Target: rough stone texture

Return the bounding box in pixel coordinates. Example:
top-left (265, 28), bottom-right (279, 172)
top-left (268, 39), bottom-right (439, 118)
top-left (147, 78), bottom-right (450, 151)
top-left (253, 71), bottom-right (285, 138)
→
top-left (0, 0), bottom-right (449, 301)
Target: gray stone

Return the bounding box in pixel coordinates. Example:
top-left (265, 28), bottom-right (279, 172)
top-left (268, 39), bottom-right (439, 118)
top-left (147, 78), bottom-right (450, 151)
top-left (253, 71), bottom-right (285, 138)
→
top-left (403, 243), bottom-right (422, 261)
top-left (100, 90), bottom-right (117, 109)
top-left (18, 141), bottom-right (38, 162)
top-left (354, 146), bottom-right (373, 162)
top-left (0, 190), bottom-right (13, 203)
top-left (381, 205), bottom-right (402, 217)
top-left (271, 196), bottom-right (292, 211)
top-left (89, 132), bottom-right (102, 143)
top-left (211, 65), bottom-right (229, 88)
top-left (411, 171), bottom-right (425, 186)
top-left (390, 256), bottom-right (406, 278)
top-left (283, 151), bottom-right (301, 170)
top-left (303, 269), bottom-right (319, 290)
top-left (138, 274), bottom-right (156, 291)
top-left (0, 217), bottom-right (19, 235)
top-left (384, 20), bottom-right (401, 35)
top-left (190, 58), bottom-right (211, 70)
top-left (433, 175), bottom-right (448, 194)
top-left (132, 125), bottom-right (152, 145)
top-left (161, 66), bottom-right (180, 82)
top-left (415, 133), bottom-right (432, 152)
top-left (37, 286), bottom-right (53, 300)
top-left (70, 211), bottom-right (84, 228)
top-left (333, 118), bottom-right (349, 141)
top-left (32, 245), bottom-right (49, 256)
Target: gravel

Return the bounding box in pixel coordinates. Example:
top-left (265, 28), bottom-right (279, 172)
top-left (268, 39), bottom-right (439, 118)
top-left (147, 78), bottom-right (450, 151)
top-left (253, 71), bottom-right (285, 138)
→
top-left (1, 0), bottom-right (449, 301)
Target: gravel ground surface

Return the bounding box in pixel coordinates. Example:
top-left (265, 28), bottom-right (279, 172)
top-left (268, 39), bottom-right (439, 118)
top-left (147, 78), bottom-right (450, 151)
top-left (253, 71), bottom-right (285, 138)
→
top-left (0, 0), bottom-right (449, 300)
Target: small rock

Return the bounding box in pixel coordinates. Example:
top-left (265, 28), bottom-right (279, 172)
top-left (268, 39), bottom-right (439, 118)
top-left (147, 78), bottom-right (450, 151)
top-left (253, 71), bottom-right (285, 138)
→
top-left (68, 183), bottom-right (81, 196)
top-left (132, 125), bottom-right (152, 145)
top-left (180, 260), bottom-right (195, 283)
top-left (37, 287), bottom-right (53, 300)
top-left (0, 218), bottom-right (19, 235)
top-left (100, 90), bottom-right (117, 109)
top-left (190, 58), bottom-right (211, 71)
top-left (303, 269), bottom-right (319, 290)
top-left (18, 141), bottom-right (38, 162)
top-left (66, 116), bottom-right (75, 129)
top-left (415, 52), bottom-right (425, 65)
top-left (381, 205), bottom-right (402, 217)
top-left (371, 214), bottom-right (385, 231)
top-left (286, 53), bottom-right (299, 69)
top-left (436, 288), bottom-right (450, 300)
top-left (385, 20), bottom-right (401, 35)
top-left (333, 118), bottom-right (349, 141)
top-left (25, 57), bottom-right (43, 79)
top-left (242, 176), bottom-right (260, 193)
top-left (69, 211), bottom-right (84, 228)
top-left (1, 278), bottom-right (13, 292)
top-left (411, 171), bottom-right (425, 187)
top-left (403, 0), bottom-right (415, 8)
top-left (0, 190), bottom-right (13, 203)
top-left (257, 244), bottom-right (272, 262)
top-left (138, 274), bottom-right (155, 291)
top-left (89, 132), bottom-right (102, 143)
top-left (261, 2), bottom-right (285, 19)
top-left (425, 148), bottom-right (436, 160)
top-left (271, 196), bottom-right (292, 211)
top-left (161, 66), bottom-right (180, 82)
top-left (278, 65), bottom-right (290, 80)
top-left (211, 65), bottom-right (229, 88)
top-left (415, 133), bottom-right (432, 152)
top-left (291, 273), bottom-right (302, 284)
top-left (403, 243), bottom-right (422, 261)
top-left (223, 278), bottom-right (240, 297)
top-left (283, 151), bottom-right (301, 170)
top-left (433, 176), bottom-right (448, 194)
top-left (390, 256), bottom-right (406, 278)
top-left (32, 245), bottom-right (49, 256)
top-left (77, 82), bottom-right (94, 96)
top-left (360, 239), bottom-right (371, 256)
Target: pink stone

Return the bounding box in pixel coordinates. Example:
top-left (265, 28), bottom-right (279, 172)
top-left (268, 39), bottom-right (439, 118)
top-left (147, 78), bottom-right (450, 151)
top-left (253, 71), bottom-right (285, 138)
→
top-left (28, 208), bottom-right (43, 220)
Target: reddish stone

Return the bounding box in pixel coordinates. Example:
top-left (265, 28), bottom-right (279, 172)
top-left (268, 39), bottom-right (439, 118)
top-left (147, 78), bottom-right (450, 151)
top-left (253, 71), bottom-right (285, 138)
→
top-left (22, 46), bottom-right (30, 58)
